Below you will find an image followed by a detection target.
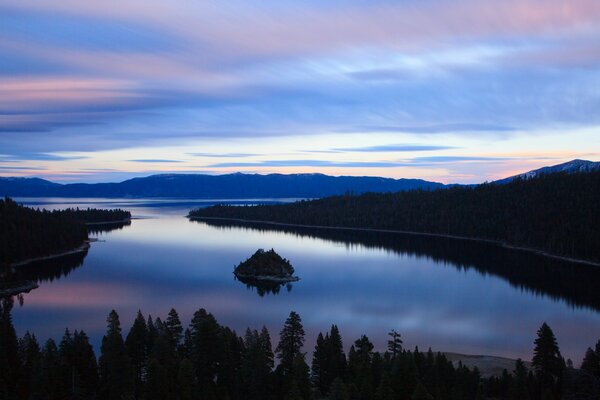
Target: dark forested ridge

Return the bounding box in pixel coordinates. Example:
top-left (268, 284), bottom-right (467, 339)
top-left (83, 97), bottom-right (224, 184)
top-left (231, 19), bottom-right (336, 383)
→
top-left (0, 300), bottom-right (598, 400)
top-left (0, 173), bottom-right (443, 198)
top-left (0, 198), bottom-right (131, 266)
top-left (0, 198), bottom-right (88, 267)
top-left (190, 171), bottom-right (600, 263)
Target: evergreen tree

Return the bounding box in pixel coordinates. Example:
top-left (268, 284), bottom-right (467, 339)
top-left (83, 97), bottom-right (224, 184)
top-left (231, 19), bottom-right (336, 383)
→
top-left (312, 325), bottom-right (347, 395)
top-left (0, 298), bottom-right (20, 399)
top-left (59, 328), bottom-right (76, 397)
top-left (311, 332), bottom-right (327, 394)
top-left (150, 332), bottom-right (179, 398)
top-left (217, 326), bottom-right (243, 399)
top-left (18, 331), bottom-right (42, 400)
top-left (276, 311), bottom-right (306, 376)
top-left (242, 328), bottom-right (273, 400)
top-left (40, 339), bottom-right (63, 400)
top-left (165, 308), bottom-right (184, 350)
top-left (72, 330), bottom-right (99, 398)
top-left (327, 325), bottom-right (346, 380)
top-left (581, 345), bottom-right (600, 378)
top-left (532, 322), bottom-right (565, 397)
top-left (98, 310), bottom-right (134, 400)
top-left (506, 359), bottom-right (530, 399)
top-left (125, 310), bottom-right (148, 399)
top-left (188, 308), bottom-right (221, 399)
top-left (387, 330), bottom-right (403, 359)
top-left (391, 352), bottom-right (418, 399)
top-left (291, 354), bottom-right (312, 400)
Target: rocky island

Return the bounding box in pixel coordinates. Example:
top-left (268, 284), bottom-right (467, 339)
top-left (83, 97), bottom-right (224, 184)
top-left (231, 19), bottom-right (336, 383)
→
top-left (234, 249), bottom-right (299, 282)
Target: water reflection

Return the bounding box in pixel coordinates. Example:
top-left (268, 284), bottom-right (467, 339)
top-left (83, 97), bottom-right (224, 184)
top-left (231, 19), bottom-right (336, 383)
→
top-left (9, 200), bottom-right (600, 365)
top-left (235, 274), bottom-right (295, 296)
top-left (1, 249), bottom-right (88, 298)
top-left (87, 220), bottom-right (131, 235)
top-left (199, 219), bottom-right (600, 312)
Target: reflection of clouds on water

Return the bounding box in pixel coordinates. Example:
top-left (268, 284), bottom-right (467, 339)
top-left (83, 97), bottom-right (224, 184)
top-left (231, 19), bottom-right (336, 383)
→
top-left (8, 200), bottom-right (600, 364)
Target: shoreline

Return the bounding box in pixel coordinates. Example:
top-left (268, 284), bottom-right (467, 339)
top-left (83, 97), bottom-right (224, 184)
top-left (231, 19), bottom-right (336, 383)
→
top-left (85, 218), bottom-right (131, 226)
top-left (234, 273), bottom-right (300, 283)
top-left (190, 216), bottom-right (600, 268)
top-left (10, 242), bottom-right (91, 268)
top-left (0, 281), bottom-right (39, 297)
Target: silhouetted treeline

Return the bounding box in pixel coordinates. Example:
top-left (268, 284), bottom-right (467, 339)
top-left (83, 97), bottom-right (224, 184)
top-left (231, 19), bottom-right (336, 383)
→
top-left (200, 219), bottom-right (600, 311)
top-left (190, 171), bottom-right (600, 263)
top-left (0, 198), bottom-right (88, 267)
top-left (1, 299), bottom-right (598, 399)
top-left (59, 208), bottom-right (131, 224)
top-left (0, 198), bottom-right (131, 266)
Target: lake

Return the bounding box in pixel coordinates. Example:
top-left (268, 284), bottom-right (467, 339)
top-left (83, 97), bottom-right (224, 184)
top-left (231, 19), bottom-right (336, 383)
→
top-left (9, 198), bottom-right (600, 365)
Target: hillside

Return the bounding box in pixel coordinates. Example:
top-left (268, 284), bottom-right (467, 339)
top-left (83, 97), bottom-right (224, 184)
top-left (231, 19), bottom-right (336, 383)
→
top-left (495, 159), bottom-right (600, 184)
top-left (0, 173), bottom-right (443, 198)
top-left (190, 170), bottom-right (600, 263)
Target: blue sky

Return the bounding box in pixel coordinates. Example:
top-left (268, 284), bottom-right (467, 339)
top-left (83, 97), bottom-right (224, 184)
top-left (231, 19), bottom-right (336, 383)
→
top-left (1, 0), bottom-right (600, 183)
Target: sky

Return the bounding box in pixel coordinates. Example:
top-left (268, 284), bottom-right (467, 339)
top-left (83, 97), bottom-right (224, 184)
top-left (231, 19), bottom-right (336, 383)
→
top-left (1, 0), bottom-right (600, 184)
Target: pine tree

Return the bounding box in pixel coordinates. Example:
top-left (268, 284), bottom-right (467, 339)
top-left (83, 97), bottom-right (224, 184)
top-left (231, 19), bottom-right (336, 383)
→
top-left (40, 339), bottom-right (63, 400)
top-left (59, 328), bottom-right (76, 397)
top-left (125, 310), bottom-right (148, 399)
top-left (188, 308), bottom-right (221, 399)
top-left (311, 332), bottom-right (327, 394)
top-left (0, 298), bottom-right (20, 399)
top-left (581, 346), bottom-right (600, 378)
top-left (150, 332), bottom-right (179, 398)
top-left (72, 330), bottom-right (99, 398)
top-left (276, 311), bottom-right (306, 376)
top-left (532, 322), bottom-right (565, 396)
top-left (216, 327), bottom-right (243, 399)
top-left (243, 329), bottom-right (269, 400)
top-left (18, 331), bottom-right (42, 400)
top-left (165, 308), bottom-right (184, 350)
top-left (509, 359), bottom-right (530, 400)
top-left (327, 325), bottom-right (346, 381)
top-left (291, 354), bottom-right (312, 400)
top-left (99, 310), bottom-right (134, 400)
top-left (387, 330), bottom-right (403, 359)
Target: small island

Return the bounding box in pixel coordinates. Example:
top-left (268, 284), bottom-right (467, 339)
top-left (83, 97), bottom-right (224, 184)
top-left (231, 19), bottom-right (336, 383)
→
top-left (234, 249), bottom-right (299, 282)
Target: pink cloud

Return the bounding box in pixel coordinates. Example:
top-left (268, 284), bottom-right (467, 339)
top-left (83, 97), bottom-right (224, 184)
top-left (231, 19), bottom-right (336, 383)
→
top-left (4, 0), bottom-right (600, 62)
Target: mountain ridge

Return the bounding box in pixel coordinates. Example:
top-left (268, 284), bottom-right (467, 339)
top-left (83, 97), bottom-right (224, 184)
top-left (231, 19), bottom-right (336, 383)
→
top-left (1, 159), bottom-right (598, 198)
top-left (0, 172), bottom-right (443, 198)
top-left (494, 159), bottom-right (600, 184)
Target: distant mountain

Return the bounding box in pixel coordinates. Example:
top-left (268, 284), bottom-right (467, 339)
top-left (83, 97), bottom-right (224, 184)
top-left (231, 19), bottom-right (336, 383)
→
top-left (0, 173), bottom-right (444, 199)
top-left (495, 159), bottom-right (600, 184)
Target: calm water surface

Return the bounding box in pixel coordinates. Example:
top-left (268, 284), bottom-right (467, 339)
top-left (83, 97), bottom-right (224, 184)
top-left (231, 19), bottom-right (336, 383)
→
top-left (10, 198), bottom-right (600, 364)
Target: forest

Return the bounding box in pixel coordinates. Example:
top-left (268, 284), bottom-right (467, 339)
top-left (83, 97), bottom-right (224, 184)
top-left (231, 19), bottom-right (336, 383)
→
top-left (190, 171), bottom-right (600, 263)
top-left (0, 197), bottom-right (130, 267)
top-left (0, 299), bottom-right (598, 400)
